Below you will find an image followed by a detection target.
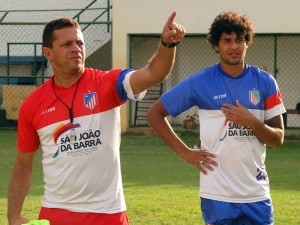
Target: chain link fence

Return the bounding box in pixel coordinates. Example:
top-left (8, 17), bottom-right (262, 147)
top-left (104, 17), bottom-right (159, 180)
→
top-left (1, 10), bottom-right (300, 130)
top-left (0, 2), bottom-right (112, 127)
top-left (130, 34), bottom-right (300, 129)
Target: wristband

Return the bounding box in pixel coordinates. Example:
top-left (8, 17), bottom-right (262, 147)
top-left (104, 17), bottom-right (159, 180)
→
top-left (160, 37), bottom-right (180, 48)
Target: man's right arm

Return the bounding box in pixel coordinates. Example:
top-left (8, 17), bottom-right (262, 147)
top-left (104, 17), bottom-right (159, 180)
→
top-left (129, 10), bottom-right (185, 94)
top-left (8, 150), bottom-right (35, 225)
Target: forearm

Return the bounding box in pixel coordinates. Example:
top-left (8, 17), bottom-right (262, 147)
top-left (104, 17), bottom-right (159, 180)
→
top-left (250, 117), bottom-right (284, 148)
top-left (147, 104), bottom-right (189, 157)
top-left (8, 158), bottom-right (33, 223)
top-left (147, 43), bottom-right (176, 83)
top-left (130, 43), bottom-right (176, 94)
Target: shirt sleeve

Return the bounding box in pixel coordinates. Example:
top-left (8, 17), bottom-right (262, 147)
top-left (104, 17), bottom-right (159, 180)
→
top-left (17, 102), bottom-right (40, 152)
top-left (263, 74), bottom-right (286, 120)
top-left (161, 77), bottom-right (196, 117)
top-left (117, 69), bottom-right (147, 101)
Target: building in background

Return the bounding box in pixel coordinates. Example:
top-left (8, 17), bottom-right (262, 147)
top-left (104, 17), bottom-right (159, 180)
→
top-left (1, 0), bottom-right (300, 129)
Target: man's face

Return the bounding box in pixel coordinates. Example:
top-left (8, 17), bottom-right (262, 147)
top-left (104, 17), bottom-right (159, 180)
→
top-left (214, 32), bottom-right (248, 66)
top-left (44, 27), bottom-right (86, 75)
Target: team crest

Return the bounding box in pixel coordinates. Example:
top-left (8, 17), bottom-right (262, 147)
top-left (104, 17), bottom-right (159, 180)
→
top-left (249, 89), bottom-right (260, 105)
top-left (84, 92), bottom-right (98, 110)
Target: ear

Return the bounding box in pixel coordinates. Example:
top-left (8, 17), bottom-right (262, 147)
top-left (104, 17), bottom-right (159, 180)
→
top-left (213, 45), bottom-right (219, 53)
top-left (43, 47), bottom-right (53, 61)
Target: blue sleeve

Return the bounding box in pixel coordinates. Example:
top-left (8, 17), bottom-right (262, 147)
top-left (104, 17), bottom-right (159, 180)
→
top-left (161, 77), bottom-right (197, 117)
top-left (116, 68), bottom-right (134, 102)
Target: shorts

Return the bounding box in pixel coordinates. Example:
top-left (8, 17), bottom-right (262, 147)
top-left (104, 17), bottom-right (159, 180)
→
top-left (39, 207), bottom-right (129, 225)
top-left (201, 198), bottom-right (274, 225)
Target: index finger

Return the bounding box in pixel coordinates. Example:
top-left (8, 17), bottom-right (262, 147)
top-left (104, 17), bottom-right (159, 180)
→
top-left (194, 149), bottom-right (217, 158)
top-left (166, 10), bottom-right (177, 27)
top-left (223, 103), bottom-right (234, 109)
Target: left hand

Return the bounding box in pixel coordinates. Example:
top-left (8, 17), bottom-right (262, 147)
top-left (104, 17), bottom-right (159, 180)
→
top-left (221, 100), bottom-right (258, 127)
top-left (161, 10), bottom-right (186, 44)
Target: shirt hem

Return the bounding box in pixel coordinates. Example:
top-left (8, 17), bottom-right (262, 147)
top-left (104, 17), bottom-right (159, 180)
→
top-left (199, 193), bottom-right (271, 203)
top-left (41, 203), bottom-right (127, 214)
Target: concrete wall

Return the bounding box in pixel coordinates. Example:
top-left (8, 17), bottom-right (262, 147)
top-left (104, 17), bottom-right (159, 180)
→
top-left (113, 0), bottom-right (300, 68)
top-left (113, 0), bottom-right (300, 131)
top-left (2, 0), bottom-right (299, 130)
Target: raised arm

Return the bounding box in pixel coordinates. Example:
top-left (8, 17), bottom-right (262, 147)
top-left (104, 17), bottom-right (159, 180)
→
top-left (130, 10), bottom-right (186, 94)
top-left (147, 99), bottom-right (218, 174)
top-left (8, 151), bottom-right (35, 225)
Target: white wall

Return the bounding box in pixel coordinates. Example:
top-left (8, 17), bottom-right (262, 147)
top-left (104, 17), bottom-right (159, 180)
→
top-left (113, 0), bottom-right (300, 69)
top-left (113, 0), bottom-right (300, 130)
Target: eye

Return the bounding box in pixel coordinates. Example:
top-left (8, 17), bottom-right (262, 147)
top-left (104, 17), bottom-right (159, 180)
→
top-left (77, 41), bottom-right (84, 46)
top-left (237, 38), bottom-right (246, 43)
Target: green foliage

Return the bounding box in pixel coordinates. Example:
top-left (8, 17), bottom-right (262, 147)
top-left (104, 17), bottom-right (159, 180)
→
top-left (0, 129), bottom-right (299, 225)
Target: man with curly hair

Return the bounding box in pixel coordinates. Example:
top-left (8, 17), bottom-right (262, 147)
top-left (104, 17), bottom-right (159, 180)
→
top-left (148, 11), bottom-right (285, 225)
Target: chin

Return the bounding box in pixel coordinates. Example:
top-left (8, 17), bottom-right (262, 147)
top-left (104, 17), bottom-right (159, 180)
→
top-left (228, 60), bottom-right (243, 66)
top-left (72, 65), bottom-right (85, 74)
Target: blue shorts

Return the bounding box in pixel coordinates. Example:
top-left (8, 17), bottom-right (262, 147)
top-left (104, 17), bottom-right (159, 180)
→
top-left (201, 198), bottom-right (274, 225)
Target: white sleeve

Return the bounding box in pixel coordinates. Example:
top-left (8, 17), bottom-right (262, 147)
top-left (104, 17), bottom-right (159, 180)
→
top-left (123, 71), bottom-right (147, 101)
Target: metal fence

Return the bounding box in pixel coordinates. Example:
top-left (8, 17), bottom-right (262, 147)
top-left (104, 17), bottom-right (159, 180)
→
top-left (1, 5), bottom-right (300, 130)
top-left (0, 0), bottom-right (112, 126)
top-left (129, 34), bottom-right (300, 129)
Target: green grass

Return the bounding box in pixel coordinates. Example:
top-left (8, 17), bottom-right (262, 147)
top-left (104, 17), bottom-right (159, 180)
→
top-left (0, 129), bottom-right (300, 224)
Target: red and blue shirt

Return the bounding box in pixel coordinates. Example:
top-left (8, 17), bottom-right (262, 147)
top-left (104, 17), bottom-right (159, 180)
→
top-left (161, 63), bottom-right (286, 203)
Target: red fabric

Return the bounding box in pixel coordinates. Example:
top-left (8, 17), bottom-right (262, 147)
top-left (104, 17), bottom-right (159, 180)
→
top-left (264, 91), bottom-right (283, 110)
top-left (39, 207), bottom-right (129, 225)
top-left (17, 68), bottom-right (124, 152)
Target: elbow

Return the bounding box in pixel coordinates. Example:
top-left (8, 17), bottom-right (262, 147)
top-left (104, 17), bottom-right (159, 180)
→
top-left (147, 107), bottom-right (159, 127)
top-left (271, 141), bottom-right (283, 149)
top-left (147, 108), bottom-right (154, 126)
top-left (147, 99), bottom-right (168, 128)
top-left (274, 138), bottom-right (284, 148)
top-left (147, 103), bottom-right (164, 127)
top-left (270, 132), bottom-right (285, 148)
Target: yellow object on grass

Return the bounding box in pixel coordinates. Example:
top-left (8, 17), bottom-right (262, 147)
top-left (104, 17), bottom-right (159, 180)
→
top-left (22, 220), bottom-right (50, 225)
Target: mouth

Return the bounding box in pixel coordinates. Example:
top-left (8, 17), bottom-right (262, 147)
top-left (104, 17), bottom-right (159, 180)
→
top-left (229, 52), bottom-right (240, 58)
top-left (70, 57), bottom-right (81, 60)
top-left (69, 54), bottom-right (82, 60)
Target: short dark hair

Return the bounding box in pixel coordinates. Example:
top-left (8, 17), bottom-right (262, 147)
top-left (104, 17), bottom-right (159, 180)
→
top-left (207, 11), bottom-right (254, 48)
top-left (42, 17), bottom-right (80, 48)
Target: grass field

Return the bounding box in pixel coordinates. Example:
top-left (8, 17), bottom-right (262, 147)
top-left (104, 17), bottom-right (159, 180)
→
top-left (0, 128), bottom-right (299, 224)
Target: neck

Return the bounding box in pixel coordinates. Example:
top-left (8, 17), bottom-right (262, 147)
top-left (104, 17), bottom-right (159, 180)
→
top-left (220, 62), bottom-right (245, 77)
top-left (53, 73), bottom-right (82, 88)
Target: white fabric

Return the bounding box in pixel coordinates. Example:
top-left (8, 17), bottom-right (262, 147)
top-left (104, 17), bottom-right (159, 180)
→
top-left (123, 71), bottom-right (147, 101)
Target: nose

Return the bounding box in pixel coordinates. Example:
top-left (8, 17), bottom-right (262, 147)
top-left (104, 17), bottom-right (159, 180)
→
top-left (71, 43), bottom-right (81, 52)
top-left (230, 41), bottom-right (238, 49)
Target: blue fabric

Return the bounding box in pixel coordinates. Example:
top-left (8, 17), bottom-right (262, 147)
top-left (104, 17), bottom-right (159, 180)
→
top-left (116, 68), bottom-right (134, 102)
top-left (161, 63), bottom-right (279, 117)
top-left (201, 198), bottom-right (274, 225)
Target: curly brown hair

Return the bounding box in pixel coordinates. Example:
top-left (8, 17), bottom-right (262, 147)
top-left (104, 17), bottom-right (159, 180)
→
top-left (207, 11), bottom-right (254, 49)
